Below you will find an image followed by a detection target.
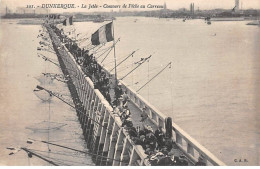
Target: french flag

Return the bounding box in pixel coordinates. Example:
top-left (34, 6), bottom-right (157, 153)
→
top-left (91, 22), bottom-right (114, 45)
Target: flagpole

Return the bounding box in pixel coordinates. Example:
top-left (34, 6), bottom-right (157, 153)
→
top-left (112, 19), bottom-right (117, 85)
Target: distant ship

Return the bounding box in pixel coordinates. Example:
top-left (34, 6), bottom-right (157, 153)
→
top-left (210, 17), bottom-right (245, 21)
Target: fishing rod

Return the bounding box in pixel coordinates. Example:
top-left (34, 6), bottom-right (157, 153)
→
top-left (83, 42), bottom-right (102, 53)
top-left (100, 48), bottom-right (113, 64)
top-left (35, 85), bottom-right (112, 132)
top-left (39, 40), bottom-right (53, 50)
top-left (38, 32), bottom-right (53, 44)
top-left (78, 37), bottom-right (89, 45)
top-left (96, 38), bottom-right (120, 60)
top-left (20, 147), bottom-right (59, 166)
top-left (95, 41), bottom-right (118, 54)
top-left (43, 72), bottom-right (60, 75)
top-left (118, 65), bottom-right (165, 86)
top-left (38, 52), bottom-right (98, 95)
top-left (120, 55), bottom-right (152, 80)
top-left (38, 53), bottom-right (60, 67)
top-left (40, 40), bottom-right (54, 51)
top-left (88, 44), bottom-right (101, 51)
top-left (37, 47), bottom-right (56, 54)
top-left (100, 41), bottom-right (123, 64)
top-left (46, 44), bottom-right (55, 51)
top-left (46, 89), bottom-right (74, 104)
top-left (76, 32), bottom-right (89, 41)
top-left (42, 72), bottom-right (66, 79)
top-left (109, 49), bottom-right (139, 72)
top-left (116, 65), bottom-right (133, 73)
top-left (38, 53), bottom-right (80, 78)
top-left (137, 62), bottom-right (171, 92)
top-left (26, 149), bottom-right (92, 166)
top-left (37, 33), bottom-right (49, 40)
top-left (42, 71), bottom-right (90, 102)
top-left (95, 45), bottom-right (112, 54)
top-left (36, 73), bottom-right (68, 87)
top-left (27, 139), bottom-right (128, 164)
top-left (113, 61), bottom-right (143, 73)
top-left (36, 85), bottom-right (81, 105)
top-left (83, 43), bottom-right (94, 50)
top-left (36, 84), bottom-right (95, 117)
top-left (38, 53), bottom-right (79, 79)
top-left (11, 145), bottom-right (85, 166)
top-left (92, 44), bottom-right (104, 54)
top-left (39, 37), bottom-right (115, 100)
top-left (102, 51), bottom-right (138, 66)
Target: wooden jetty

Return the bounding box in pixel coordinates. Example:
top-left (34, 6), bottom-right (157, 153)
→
top-left (45, 24), bottom-right (226, 166)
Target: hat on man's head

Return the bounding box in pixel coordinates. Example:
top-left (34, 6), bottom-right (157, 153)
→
top-left (140, 135), bottom-right (145, 139)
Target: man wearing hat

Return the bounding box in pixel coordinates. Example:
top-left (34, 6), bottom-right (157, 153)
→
top-left (174, 155), bottom-right (188, 166)
top-left (114, 83), bottom-right (123, 101)
top-left (140, 107), bottom-right (148, 123)
top-left (122, 91), bottom-right (129, 105)
top-left (104, 91), bottom-right (111, 105)
top-left (146, 132), bottom-right (157, 151)
top-left (155, 126), bottom-right (165, 149)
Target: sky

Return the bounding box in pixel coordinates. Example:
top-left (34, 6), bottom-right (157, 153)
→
top-left (0, 0), bottom-right (260, 14)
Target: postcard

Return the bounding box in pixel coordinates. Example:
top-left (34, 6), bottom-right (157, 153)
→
top-left (0, 0), bottom-right (259, 166)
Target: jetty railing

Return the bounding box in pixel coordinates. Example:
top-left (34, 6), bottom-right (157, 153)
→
top-left (47, 26), bottom-right (152, 166)
top-left (102, 61), bottom-right (226, 166)
top-left (47, 25), bottom-right (225, 166)
top-left (61, 48), bottom-right (152, 166)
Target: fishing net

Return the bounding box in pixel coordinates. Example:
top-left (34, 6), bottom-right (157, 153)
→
top-left (35, 74), bottom-right (54, 85)
top-left (33, 88), bottom-right (53, 102)
top-left (26, 121), bottom-right (67, 132)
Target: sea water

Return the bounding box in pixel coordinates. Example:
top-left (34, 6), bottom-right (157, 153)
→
top-left (0, 17), bottom-right (259, 165)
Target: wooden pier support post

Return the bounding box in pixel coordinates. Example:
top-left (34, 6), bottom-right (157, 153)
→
top-left (101, 116), bottom-right (114, 165)
top-left (119, 137), bottom-right (131, 166)
top-left (80, 76), bottom-right (89, 123)
top-left (106, 121), bottom-right (119, 165)
top-left (81, 81), bottom-right (93, 130)
top-left (129, 149), bottom-right (140, 166)
top-left (83, 89), bottom-right (95, 136)
top-left (112, 129), bottom-right (124, 166)
top-left (95, 107), bottom-right (111, 165)
top-left (90, 103), bottom-right (105, 161)
top-left (86, 94), bottom-right (99, 149)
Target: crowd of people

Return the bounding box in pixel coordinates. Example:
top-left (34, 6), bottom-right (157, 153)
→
top-left (51, 24), bottom-right (114, 106)
top-left (111, 96), bottom-right (191, 166)
top-left (119, 114), bottom-right (190, 165)
top-left (49, 24), bottom-right (206, 166)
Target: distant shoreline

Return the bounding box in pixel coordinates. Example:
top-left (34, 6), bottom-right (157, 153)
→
top-left (1, 16), bottom-right (258, 25)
